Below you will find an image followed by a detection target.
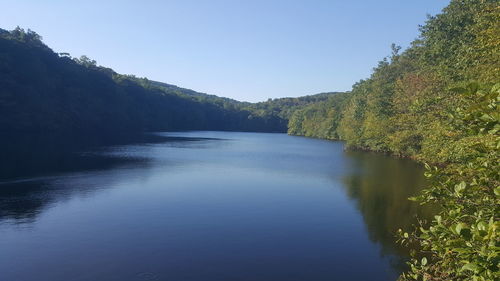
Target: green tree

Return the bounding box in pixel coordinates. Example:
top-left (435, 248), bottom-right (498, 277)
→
top-left (399, 84), bottom-right (499, 281)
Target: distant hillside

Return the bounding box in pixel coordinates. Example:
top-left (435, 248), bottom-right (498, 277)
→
top-left (244, 92), bottom-right (341, 120)
top-left (149, 81), bottom-right (340, 121)
top-left (150, 80), bottom-right (241, 105)
top-left (0, 27), bottom-right (337, 134)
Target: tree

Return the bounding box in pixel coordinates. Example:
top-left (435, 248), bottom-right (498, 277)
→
top-left (399, 84), bottom-right (499, 281)
top-left (75, 55), bottom-right (97, 67)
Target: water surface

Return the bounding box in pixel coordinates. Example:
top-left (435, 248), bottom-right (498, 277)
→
top-left (0, 131), bottom-right (431, 281)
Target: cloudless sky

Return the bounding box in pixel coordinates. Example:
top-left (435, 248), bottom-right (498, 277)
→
top-left (2, 0), bottom-right (449, 102)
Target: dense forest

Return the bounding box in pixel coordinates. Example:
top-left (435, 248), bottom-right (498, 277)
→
top-left (289, 0), bottom-right (498, 162)
top-left (288, 0), bottom-right (499, 280)
top-left (0, 28), bottom-right (336, 135)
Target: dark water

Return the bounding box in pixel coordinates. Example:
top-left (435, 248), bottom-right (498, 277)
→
top-left (0, 131), bottom-right (432, 281)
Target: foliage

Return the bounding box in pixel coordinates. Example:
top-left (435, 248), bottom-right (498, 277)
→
top-left (399, 84), bottom-right (499, 281)
top-left (288, 92), bottom-right (349, 139)
top-left (288, 0), bottom-right (499, 163)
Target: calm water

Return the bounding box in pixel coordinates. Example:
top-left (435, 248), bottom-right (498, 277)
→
top-left (0, 131), bottom-right (431, 281)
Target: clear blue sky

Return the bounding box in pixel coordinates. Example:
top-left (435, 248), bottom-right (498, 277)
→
top-left (2, 0), bottom-right (449, 102)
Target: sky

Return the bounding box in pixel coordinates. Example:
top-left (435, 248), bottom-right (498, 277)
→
top-left (1, 0), bottom-right (450, 102)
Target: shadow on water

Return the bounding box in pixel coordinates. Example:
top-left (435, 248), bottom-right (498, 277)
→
top-left (0, 132), bottom-right (217, 223)
top-left (341, 150), bottom-right (435, 272)
top-left (0, 132), bottom-right (223, 182)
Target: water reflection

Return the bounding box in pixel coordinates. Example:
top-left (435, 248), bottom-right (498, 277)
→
top-left (341, 150), bottom-right (434, 270)
top-left (0, 132), bottom-right (432, 281)
top-left (0, 133), bottom-right (217, 223)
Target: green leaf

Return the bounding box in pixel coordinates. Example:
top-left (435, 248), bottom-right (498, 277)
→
top-left (454, 181), bottom-right (466, 194)
top-left (461, 263), bottom-right (480, 273)
top-left (479, 114), bottom-right (493, 121)
top-left (491, 83), bottom-right (500, 94)
top-left (477, 221), bottom-right (487, 231)
top-left (435, 215), bottom-right (442, 224)
top-left (421, 257), bottom-right (427, 266)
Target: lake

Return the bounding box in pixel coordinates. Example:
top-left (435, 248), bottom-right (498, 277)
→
top-left (0, 131), bottom-right (431, 281)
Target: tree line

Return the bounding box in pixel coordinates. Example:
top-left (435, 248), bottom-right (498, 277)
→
top-left (0, 27), bottom-right (334, 135)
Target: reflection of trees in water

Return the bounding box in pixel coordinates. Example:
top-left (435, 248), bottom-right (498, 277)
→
top-left (0, 181), bottom-right (52, 223)
top-left (0, 133), bottom-right (163, 223)
top-left (0, 133), bottom-right (227, 224)
top-left (0, 156), bottom-right (148, 224)
top-left (0, 166), bottom-right (134, 224)
top-left (0, 132), bottom-right (167, 181)
top-left (341, 151), bottom-right (435, 269)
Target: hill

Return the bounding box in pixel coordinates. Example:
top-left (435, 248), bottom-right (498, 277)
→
top-left (0, 27), bottom-right (336, 134)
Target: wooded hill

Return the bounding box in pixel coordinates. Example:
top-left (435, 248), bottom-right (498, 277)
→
top-left (288, 0), bottom-right (498, 164)
top-left (0, 28), bottom-right (336, 134)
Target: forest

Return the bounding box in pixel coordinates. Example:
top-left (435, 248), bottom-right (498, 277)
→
top-left (0, 28), bottom-right (335, 135)
top-left (288, 0), bottom-right (498, 280)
